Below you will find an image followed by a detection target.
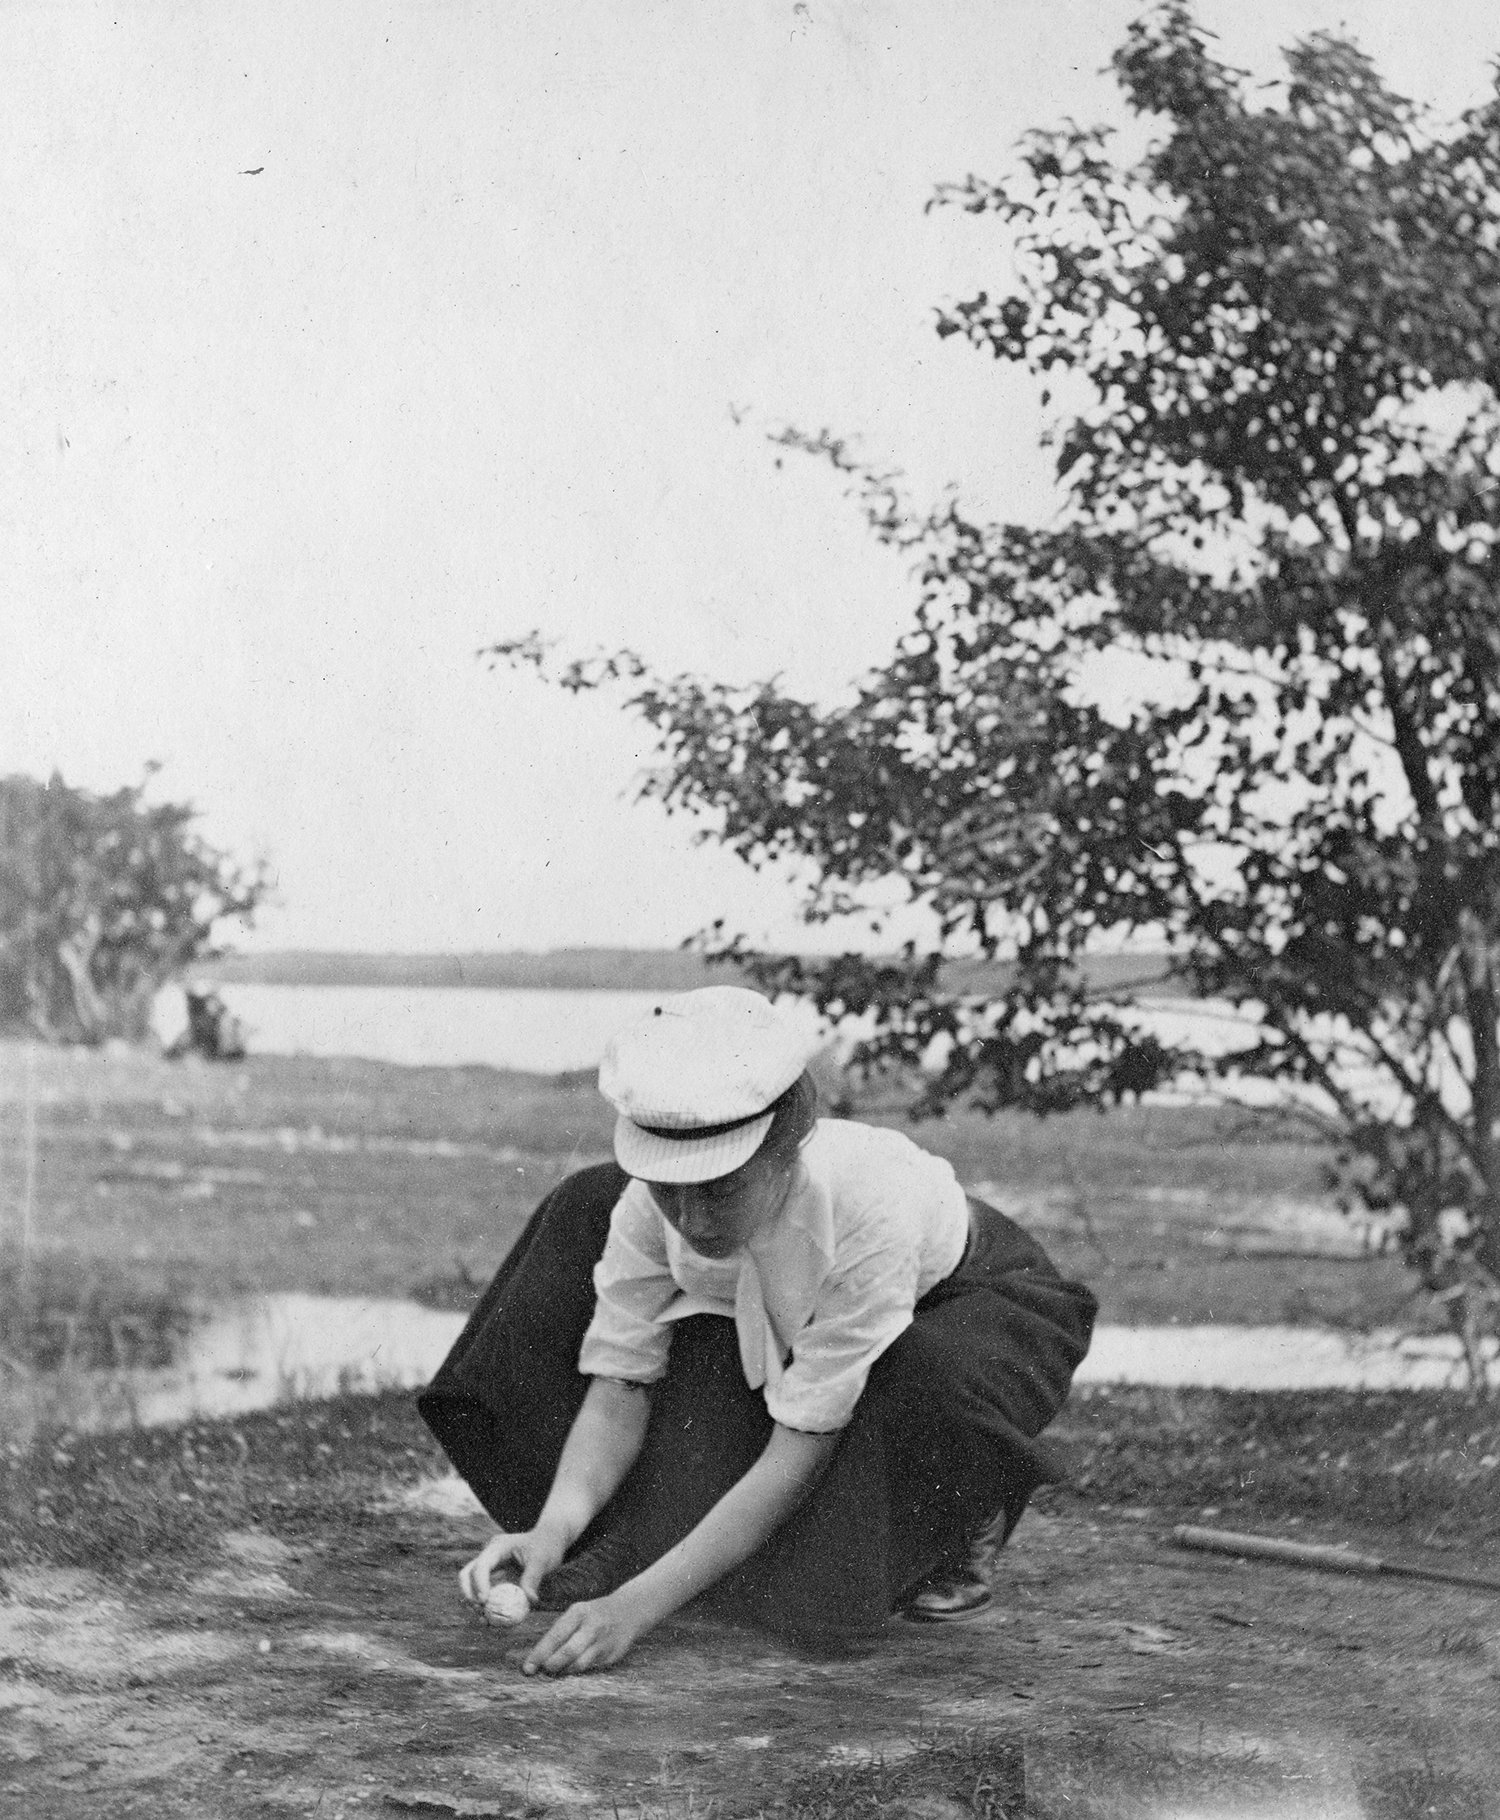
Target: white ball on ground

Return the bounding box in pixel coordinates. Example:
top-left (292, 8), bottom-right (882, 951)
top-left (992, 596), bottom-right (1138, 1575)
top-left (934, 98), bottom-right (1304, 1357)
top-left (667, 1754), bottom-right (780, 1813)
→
top-left (484, 1581), bottom-right (532, 1626)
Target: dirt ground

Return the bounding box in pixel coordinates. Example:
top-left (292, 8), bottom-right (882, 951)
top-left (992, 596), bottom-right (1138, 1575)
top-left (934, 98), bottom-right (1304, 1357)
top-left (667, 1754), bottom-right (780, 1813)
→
top-left (4, 1480), bottom-right (1498, 1820)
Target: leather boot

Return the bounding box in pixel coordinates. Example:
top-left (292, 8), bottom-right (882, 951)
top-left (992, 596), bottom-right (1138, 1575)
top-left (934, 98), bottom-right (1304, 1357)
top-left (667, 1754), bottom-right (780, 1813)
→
top-left (900, 1512), bottom-right (1006, 1623)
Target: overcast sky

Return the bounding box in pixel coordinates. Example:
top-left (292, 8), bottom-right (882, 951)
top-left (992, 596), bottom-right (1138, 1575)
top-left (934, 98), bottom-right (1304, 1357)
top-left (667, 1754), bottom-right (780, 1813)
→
top-left (8, 1), bottom-right (1500, 955)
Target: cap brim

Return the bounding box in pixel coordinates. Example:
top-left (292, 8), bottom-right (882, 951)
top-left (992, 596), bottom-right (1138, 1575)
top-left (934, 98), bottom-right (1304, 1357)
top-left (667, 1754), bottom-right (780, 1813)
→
top-left (613, 1111), bottom-right (774, 1184)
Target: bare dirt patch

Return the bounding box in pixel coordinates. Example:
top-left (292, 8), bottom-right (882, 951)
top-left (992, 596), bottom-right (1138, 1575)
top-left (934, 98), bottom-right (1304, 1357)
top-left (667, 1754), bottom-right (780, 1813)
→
top-left (4, 1491), bottom-right (1498, 1819)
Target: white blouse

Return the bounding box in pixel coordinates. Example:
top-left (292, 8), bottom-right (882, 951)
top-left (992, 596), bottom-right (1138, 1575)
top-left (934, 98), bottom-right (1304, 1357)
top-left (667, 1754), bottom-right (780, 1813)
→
top-left (577, 1119), bottom-right (971, 1432)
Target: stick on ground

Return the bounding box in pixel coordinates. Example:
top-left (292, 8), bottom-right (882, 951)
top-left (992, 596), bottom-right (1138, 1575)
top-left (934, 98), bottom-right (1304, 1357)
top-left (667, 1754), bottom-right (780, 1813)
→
top-left (1172, 1524), bottom-right (1500, 1594)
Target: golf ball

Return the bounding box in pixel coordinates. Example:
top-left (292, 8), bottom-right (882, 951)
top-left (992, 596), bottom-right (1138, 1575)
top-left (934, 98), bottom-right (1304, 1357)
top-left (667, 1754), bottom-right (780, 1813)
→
top-left (484, 1581), bottom-right (532, 1626)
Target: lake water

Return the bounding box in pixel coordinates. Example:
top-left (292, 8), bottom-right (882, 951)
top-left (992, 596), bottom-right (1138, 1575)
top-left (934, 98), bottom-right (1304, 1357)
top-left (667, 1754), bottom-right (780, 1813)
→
top-left (7, 1295), bottom-right (1495, 1442)
top-left (156, 981), bottom-right (1260, 1077)
top-left (152, 983), bottom-right (681, 1073)
top-left (154, 981), bottom-right (1408, 1118)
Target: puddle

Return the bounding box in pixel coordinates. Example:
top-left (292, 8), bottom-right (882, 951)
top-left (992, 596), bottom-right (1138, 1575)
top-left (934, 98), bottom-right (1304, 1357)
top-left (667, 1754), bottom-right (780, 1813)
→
top-left (5, 1295), bottom-right (1497, 1439)
top-left (1076, 1324), bottom-right (1498, 1392)
top-left (2, 1293), bottom-right (468, 1440)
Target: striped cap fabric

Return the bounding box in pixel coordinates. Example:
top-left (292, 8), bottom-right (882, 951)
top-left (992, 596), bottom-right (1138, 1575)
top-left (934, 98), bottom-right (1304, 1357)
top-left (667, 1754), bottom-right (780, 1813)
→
top-left (599, 987), bottom-right (821, 1183)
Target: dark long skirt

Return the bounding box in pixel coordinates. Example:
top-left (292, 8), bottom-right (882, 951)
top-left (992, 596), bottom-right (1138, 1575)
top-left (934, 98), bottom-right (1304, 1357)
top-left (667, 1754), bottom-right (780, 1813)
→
top-left (417, 1162), bottom-right (1096, 1647)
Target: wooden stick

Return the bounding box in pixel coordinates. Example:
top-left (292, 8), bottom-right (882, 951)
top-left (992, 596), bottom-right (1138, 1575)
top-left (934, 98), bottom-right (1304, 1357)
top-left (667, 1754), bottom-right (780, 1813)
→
top-left (1171, 1525), bottom-right (1500, 1594)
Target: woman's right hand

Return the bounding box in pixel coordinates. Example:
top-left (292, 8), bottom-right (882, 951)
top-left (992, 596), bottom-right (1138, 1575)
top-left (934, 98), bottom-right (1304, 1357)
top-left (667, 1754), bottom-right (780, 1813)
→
top-left (458, 1527), bottom-right (568, 1609)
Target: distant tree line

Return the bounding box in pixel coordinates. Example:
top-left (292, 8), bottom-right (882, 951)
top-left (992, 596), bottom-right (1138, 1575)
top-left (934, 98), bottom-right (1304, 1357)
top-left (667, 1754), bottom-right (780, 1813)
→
top-left (0, 771), bottom-right (266, 1045)
top-left (199, 947), bottom-right (727, 993)
top-left (197, 946), bottom-right (1179, 994)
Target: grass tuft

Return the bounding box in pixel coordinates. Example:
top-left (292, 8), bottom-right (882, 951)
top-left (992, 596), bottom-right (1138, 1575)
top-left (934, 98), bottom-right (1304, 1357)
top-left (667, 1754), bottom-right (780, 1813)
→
top-left (767, 1729), bottom-right (1026, 1820)
top-left (0, 1388), bottom-right (446, 1577)
top-left (1044, 1384), bottom-right (1500, 1540)
top-left (0, 1244), bottom-right (197, 1372)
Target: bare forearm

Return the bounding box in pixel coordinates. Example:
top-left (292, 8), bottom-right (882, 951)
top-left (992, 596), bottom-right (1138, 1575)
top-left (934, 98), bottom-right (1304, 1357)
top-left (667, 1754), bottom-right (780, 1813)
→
top-left (520, 1421), bottom-right (843, 1677)
top-left (620, 1424), bottom-right (839, 1628)
top-left (535, 1378), bottom-right (650, 1547)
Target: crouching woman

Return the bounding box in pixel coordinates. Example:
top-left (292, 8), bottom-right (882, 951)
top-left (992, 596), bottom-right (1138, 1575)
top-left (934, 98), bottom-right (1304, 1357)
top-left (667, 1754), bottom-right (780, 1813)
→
top-left (418, 987), bottom-right (1096, 1675)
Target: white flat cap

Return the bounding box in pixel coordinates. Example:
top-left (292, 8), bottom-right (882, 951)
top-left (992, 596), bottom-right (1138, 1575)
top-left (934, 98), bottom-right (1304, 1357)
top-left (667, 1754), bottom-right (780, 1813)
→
top-left (599, 986), bottom-right (820, 1183)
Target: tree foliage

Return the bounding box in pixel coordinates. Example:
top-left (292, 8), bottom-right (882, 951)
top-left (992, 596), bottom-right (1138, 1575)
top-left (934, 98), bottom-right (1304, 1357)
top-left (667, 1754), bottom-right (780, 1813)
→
top-left (0, 771), bottom-right (266, 1045)
top-left (494, 6), bottom-right (1500, 1376)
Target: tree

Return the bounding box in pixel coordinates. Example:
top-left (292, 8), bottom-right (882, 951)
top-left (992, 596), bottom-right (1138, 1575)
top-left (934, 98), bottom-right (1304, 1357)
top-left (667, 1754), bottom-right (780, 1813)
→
top-left (0, 771), bottom-right (267, 1046)
top-left (495, 5), bottom-right (1500, 1385)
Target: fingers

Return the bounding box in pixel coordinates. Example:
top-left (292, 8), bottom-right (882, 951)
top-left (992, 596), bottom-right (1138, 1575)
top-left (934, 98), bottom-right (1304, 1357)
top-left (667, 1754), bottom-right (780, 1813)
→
top-left (459, 1530), bottom-right (567, 1614)
top-left (458, 1533), bottom-right (515, 1605)
top-left (523, 1610), bottom-right (590, 1677)
top-left (514, 1533), bottom-right (566, 1604)
top-left (521, 1604), bottom-right (624, 1678)
top-left (516, 1553), bottom-right (551, 1606)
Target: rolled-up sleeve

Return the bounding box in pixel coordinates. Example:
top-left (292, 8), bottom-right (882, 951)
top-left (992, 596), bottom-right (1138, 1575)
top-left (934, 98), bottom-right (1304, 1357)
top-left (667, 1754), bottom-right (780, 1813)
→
top-left (577, 1185), bottom-right (676, 1384)
top-left (763, 1235), bottom-right (922, 1433)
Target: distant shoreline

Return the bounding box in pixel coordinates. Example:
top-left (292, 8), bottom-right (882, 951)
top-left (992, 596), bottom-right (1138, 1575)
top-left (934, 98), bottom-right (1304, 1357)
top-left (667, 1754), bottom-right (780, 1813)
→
top-left (195, 948), bottom-right (730, 992)
top-left (194, 947), bottom-right (1183, 995)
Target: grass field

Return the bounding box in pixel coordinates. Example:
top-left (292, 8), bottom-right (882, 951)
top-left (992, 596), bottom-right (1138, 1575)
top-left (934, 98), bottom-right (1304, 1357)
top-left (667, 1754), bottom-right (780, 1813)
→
top-left (0, 1037), bottom-right (1484, 1541)
top-left (0, 1039), bottom-right (1423, 1371)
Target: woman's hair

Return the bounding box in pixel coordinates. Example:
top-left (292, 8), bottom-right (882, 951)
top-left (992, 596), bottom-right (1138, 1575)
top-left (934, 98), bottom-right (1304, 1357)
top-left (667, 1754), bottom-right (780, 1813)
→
top-left (757, 1069), bottom-right (819, 1170)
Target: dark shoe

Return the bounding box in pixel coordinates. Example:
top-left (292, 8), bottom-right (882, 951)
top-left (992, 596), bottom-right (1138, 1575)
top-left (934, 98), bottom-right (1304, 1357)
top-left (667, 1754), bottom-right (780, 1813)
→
top-left (902, 1509), bottom-right (1013, 1624)
top-left (536, 1534), bottom-right (641, 1609)
top-left (902, 1561), bottom-right (993, 1623)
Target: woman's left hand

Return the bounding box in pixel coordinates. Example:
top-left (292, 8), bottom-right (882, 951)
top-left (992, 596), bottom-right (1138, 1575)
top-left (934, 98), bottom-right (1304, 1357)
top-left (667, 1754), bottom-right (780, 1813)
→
top-left (521, 1588), bottom-right (650, 1677)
